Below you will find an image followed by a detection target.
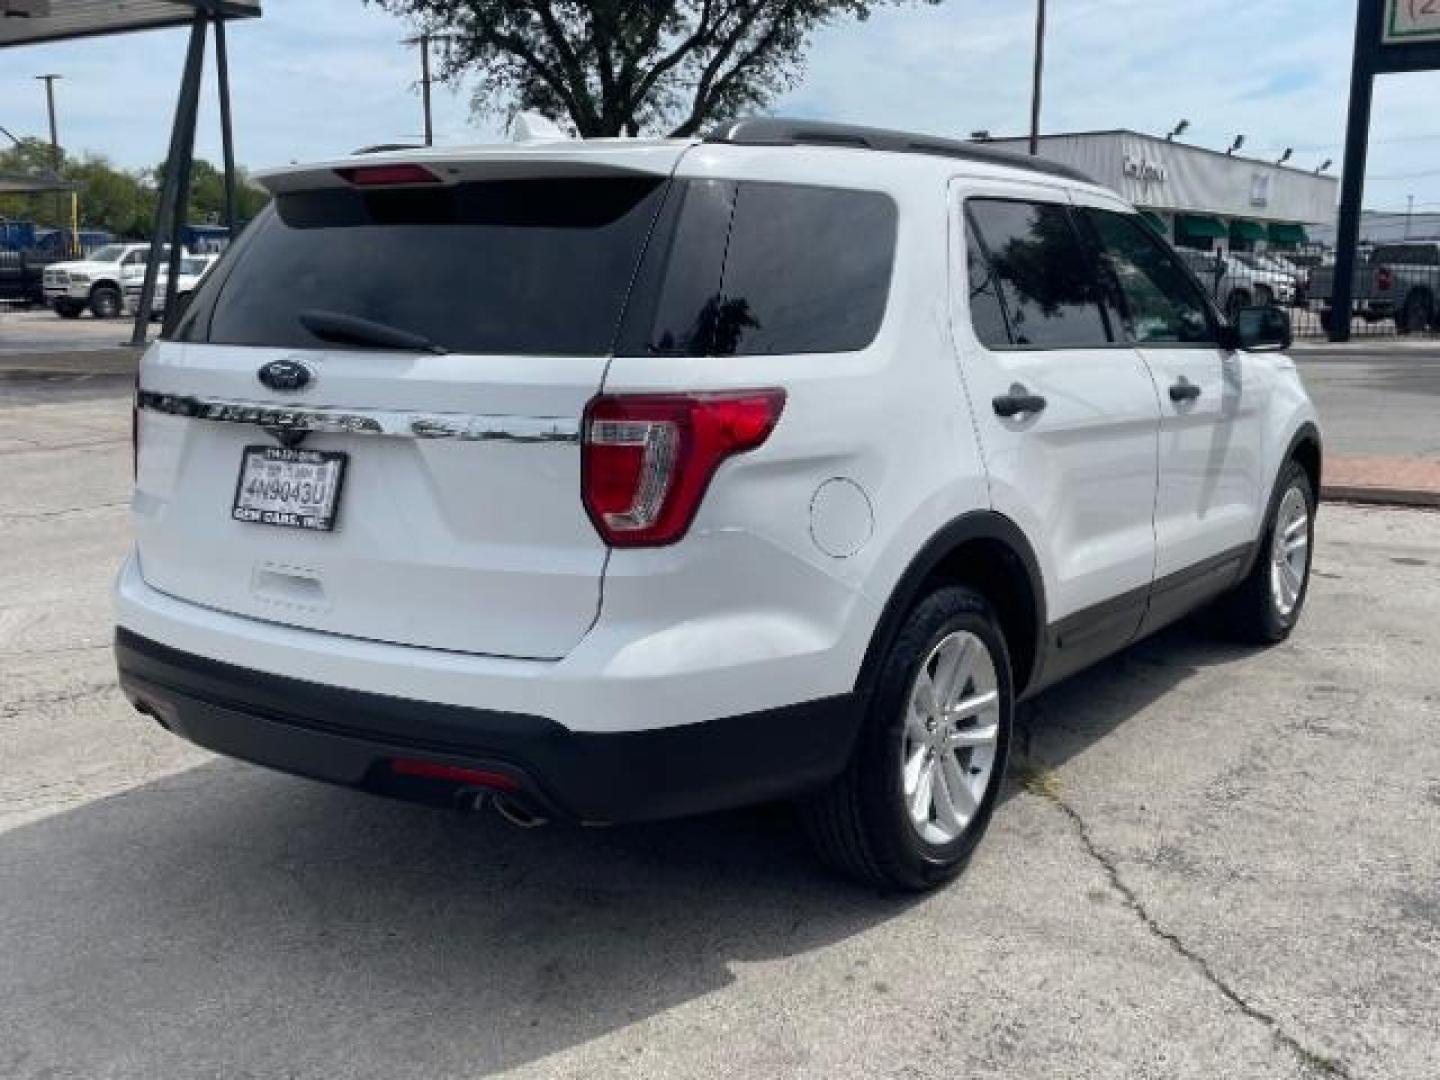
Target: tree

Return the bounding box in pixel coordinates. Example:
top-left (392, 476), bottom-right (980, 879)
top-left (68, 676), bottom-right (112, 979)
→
top-left (1, 137), bottom-right (269, 237)
top-left (368, 0), bottom-right (932, 138)
top-left (149, 158), bottom-right (272, 226)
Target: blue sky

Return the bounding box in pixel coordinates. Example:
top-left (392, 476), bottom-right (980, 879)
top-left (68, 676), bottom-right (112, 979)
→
top-left (3, 0), bottom-right (1438, 214)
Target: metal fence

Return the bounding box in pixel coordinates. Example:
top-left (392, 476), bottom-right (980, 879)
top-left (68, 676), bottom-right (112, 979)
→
top-left (1177, 245), bottom-right (1440, 339)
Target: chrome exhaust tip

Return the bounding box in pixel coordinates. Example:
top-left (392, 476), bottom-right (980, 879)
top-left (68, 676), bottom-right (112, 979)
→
top-left (492, 793), bottom-right (549, 829)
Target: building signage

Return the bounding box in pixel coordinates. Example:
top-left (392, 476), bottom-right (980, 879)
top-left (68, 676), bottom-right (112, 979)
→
top-left (1385, 0), bottom-right (1440, 43)
top-left (1122, 153), bottom-right (1167, 184)
top-left (1250, 172), bottom-right (1273, 208)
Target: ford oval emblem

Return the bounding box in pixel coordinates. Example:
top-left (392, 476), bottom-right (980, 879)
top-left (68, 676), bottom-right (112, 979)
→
top-left (258, 359), bottom-right (313, 393)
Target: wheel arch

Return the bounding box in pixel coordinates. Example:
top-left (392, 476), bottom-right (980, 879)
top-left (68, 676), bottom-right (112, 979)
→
top-left (1284, 420), bottom-right (1323, 499)
top-left (856, 511), bottom-right (1048, 702)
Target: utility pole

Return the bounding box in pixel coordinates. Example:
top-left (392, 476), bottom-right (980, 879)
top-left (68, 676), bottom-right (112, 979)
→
top-left (1028, 0), bottom-right (1046, 156)
top-left (35, 74), bottom-right (64, 241)
top-left (1405, 194), bottom-right (1414, 239)
top-left (404, 33), bottom-right (435, 146)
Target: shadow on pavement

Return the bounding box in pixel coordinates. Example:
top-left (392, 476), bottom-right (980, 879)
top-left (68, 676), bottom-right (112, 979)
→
top-left (0, 619), bottom-right (1253, 1078)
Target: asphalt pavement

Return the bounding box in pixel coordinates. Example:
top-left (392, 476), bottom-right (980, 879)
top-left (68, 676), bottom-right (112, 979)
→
top-left (0, 307), bottom-right (136, 355)
top-left (1292, 342), bottom-right (1440, 459)
top-left (1, 373), bottom-right (1437, 1079)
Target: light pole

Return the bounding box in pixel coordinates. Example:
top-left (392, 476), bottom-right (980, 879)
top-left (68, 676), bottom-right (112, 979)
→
top-left (1028, 0), bottom-right (1046, 156)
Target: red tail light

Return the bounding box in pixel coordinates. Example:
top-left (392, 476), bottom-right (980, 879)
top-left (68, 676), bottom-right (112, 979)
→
top-left (582, 390), bottom-right (786, 547)
top-left (334, 164), bottom-right (441, 187)
top-left (1377, 265), bottom-right (1394, 291)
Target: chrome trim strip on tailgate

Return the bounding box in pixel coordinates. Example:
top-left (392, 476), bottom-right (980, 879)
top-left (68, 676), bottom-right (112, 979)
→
top-left (136, 391), bottom-right (581, 444)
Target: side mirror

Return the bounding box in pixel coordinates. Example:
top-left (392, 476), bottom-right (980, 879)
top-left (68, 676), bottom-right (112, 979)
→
top-left (1228, 305), bottom-right (1292, 352)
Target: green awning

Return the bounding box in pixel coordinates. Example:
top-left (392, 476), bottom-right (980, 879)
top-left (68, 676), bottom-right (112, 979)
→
top-left (1267, 222), bottom-right (1309, 246)
top-left (1229, 219), bottom-right (1267, 243)
top-left (1176, 215), bottom-right (1228, 240)
top-left (1140, 211), bottom-right (1166, 233)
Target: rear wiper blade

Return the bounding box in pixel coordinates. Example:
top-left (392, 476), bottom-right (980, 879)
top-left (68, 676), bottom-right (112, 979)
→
top-left (298, 308), bottom-right (448, 355)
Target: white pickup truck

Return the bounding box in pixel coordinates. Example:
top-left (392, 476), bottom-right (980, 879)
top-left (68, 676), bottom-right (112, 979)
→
top-left (43, 242), bottom-right (177, 319)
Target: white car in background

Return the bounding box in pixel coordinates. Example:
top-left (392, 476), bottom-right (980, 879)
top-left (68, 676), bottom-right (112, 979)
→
top-left (1178, 249), bottom-right (1296, 316)
top-left (124, 254), bottom-right (218, 319)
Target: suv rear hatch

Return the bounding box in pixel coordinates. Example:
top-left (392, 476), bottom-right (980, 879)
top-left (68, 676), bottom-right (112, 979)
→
top-left (134, 146), bottom-right (684, 659)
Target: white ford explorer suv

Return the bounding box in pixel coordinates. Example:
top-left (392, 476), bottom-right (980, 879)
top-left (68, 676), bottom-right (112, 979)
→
top-left (115, 119), bottom-right (1321, 890)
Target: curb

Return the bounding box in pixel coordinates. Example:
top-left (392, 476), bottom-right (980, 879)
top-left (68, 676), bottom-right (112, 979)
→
top-left (1322, 484), bottom-right (1440, 509)
top-left (0, 348), bottom-right (140, 380)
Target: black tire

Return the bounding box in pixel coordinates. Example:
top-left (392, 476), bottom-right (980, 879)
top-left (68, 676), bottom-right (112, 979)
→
top-left (801, 586), bottom-right (1013, 891)
top-left (1219, 461), bottom-right (1315, 644)
top-left (55, 301), bottom-right (82, 320)
top-left (89, 284), bottom-right (122, 319)
top-left (1397, 290), bottom-right (1433, 335)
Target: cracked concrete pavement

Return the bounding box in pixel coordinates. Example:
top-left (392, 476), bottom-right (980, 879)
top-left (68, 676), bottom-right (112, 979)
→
top-left (1, 374), bottom-right (1437, 1079)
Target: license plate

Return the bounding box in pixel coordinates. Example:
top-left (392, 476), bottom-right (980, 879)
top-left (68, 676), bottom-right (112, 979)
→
top-left (232, 446), bottom-right (347, 532)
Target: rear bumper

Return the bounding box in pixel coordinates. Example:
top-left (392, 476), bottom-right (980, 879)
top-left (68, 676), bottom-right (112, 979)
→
top-left (115, 627), bottom-right (862, 824)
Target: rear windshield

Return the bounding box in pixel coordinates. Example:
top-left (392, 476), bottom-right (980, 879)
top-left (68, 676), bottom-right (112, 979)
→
top-left (1371, 245), bottom-right (1438, 267)
top-left (175, 177), bottom-right (667, 355)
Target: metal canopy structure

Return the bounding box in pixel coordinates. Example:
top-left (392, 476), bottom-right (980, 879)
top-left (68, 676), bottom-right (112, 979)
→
top-left (0, 171), bottom-right (76, 193)
top-left (0, 0), bottom-right (261, 343)
top-left (0, 1), bottom-right (259, 47)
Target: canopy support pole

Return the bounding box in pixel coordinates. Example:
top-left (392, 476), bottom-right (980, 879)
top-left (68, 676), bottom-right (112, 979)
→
top-left (215, 13), bottom-right (238, 234)
top-left (131, 13), bottom-right (207, 347)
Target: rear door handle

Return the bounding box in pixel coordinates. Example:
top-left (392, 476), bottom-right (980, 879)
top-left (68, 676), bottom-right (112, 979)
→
top-left (1169, 380), bottom-right (1201, 403)
top-left (992, 388), bottom-right (1048, 418)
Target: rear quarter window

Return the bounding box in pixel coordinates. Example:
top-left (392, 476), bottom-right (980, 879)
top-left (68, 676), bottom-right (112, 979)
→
top-left (618, 180), bottom-right (897, 357)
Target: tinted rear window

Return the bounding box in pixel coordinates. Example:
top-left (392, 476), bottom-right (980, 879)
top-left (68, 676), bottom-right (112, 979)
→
top-left (176, 177), bottom-right (667, 355)
top-left (617, 180), bottom-right (897, 356)
top-left (1372, 245), bottom-right (1438, 266)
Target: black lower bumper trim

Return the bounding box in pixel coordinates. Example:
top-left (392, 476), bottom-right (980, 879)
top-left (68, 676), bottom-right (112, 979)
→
top-left (114, 628), bottom-right (862, 824)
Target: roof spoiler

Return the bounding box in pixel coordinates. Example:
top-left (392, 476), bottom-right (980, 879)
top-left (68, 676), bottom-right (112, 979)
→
top-left (256, 143), bottom-right (688, 196)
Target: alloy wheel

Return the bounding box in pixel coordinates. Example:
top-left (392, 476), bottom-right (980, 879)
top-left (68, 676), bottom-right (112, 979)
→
top-left (901, 630), bottom-right (1001, 845)
top-left (1270, 484), bottom-right (1310, 617)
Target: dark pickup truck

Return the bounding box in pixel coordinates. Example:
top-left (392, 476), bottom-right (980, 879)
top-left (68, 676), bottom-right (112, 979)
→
top-left (0, 249), bottom-right (49, 308)
top-left (1310, 242), bottom-right (1440, 334)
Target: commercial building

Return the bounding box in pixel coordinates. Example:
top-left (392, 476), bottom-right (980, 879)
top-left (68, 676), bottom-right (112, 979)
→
top-left (981, 130), bottom-right (1338, 253)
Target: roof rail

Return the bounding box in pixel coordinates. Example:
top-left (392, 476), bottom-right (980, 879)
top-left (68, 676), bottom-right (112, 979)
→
top-left (351, 143), bottom-right (425, 156)
top-left (704, 117), bottom-right (1093, 184)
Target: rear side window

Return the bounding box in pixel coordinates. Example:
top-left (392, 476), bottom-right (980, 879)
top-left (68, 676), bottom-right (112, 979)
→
top-left (965, 199), bottom-right (1112, 349)
top-left (618, 180), bottom-right (897, 356)
top-left (176, 177), bottom-right (667, 355)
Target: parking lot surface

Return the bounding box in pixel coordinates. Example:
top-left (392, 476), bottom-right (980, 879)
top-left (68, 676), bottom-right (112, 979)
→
top-left (1293, 343), bottom-right (1440, 459)
top-left (2, 375), bottom-right (1437, 1079)
top-left (0, 307), bottom-right (136, 355)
